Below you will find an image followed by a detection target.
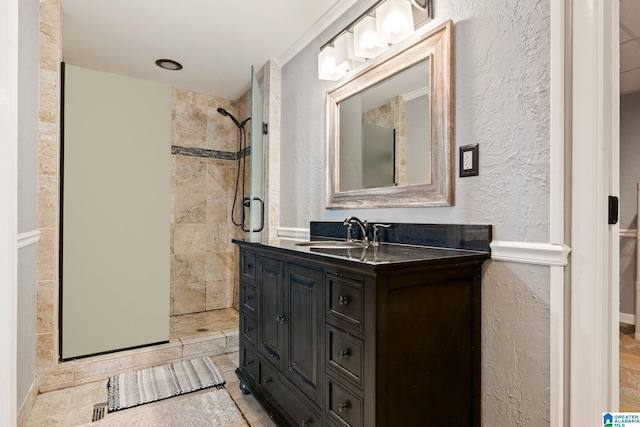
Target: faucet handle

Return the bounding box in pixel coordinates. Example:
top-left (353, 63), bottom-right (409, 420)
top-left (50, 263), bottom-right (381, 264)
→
top-left (345, 224), bottom-right (354, 242)
top-left (371, 223), bottom-right (392, 246)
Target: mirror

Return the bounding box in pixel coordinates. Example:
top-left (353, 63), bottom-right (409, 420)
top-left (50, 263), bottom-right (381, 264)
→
top-left (326, 20), bottom-right (454, 208)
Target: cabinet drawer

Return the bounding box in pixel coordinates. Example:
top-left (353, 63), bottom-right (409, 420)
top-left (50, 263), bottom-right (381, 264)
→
top-left (326, 326), bottom-right (363, 389)
top-left (260, 362), bottom-right (321, 427)
top-left (241, 314), bottom-right (256, 345)
top-left (241, 282), bottom-right (256, 314)
top-left (241, 251), bottom-right (256, 282)
top-left (326, 274), bottom-right (364, 336)
top-left (326, 377), bottom-right (363, 427)
top-left (240, 346), bottom-right (258, 380)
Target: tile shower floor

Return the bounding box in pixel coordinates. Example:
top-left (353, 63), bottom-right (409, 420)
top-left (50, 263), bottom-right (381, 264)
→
top-left (26, 309), bottom-right (276, 427)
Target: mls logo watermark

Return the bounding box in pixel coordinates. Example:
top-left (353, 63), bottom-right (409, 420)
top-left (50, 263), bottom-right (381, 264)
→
top-left (604, 412), bottom-right (640, 426)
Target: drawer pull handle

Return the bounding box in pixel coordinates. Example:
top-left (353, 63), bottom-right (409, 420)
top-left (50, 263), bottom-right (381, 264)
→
top-left (276, 313), bottom-right (288, 322)
top-left (264, 377), bottom-right (273, 384)
top-left (338, 401), bottom-right (350, 412)
top-left (301, 418), bottom-right (313, 425)
top-left (264, 346), bottom-right (280, 360)
top-left (338, 295), bottom-right (350, 306)
top-left (338, 349), bottom-right (350, 358)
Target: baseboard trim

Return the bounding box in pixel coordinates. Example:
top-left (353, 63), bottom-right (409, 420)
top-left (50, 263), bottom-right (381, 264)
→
top-left (17, 230), bottom-right (40, 249)
top-left (620, 312), bottom-right (635, 325)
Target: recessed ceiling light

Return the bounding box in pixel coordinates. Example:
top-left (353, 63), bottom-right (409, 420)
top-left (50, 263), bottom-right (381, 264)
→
top-left (155, 59), bottom-right (182, 71)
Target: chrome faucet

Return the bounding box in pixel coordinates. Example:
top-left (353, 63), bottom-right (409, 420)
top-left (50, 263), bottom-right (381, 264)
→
top-left (343, 216), bottom-right (369, 246)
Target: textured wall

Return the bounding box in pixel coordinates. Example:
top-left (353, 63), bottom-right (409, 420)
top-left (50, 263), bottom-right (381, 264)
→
top-left (281, 0), bottom-right (550, 242)
top-left (280, 0), bottom-right (551, 424)
top-left (619, 92), bottom-right (640, 316)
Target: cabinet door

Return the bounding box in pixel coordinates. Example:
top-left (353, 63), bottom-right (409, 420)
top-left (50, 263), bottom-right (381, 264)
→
top-left (257, 256), bottom-right (285, 371)
top-left (285, 263), bottom-right (324, 404)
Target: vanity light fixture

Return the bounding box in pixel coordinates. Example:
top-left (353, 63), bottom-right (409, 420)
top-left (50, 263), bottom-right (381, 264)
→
top-left (318, 0), bottom-right (431, 81)
top-left (334, 32), bottom-right (364, 71)
top-left (354, 16), bottom-right (388, 59)
top-left (376, 0), bottom-right (415, 44)
top-left (318, 46), bottom-right (347, 81)
top-left (409, 0), bottom-right (429, 10)
top-left (155, 59), bottom-right (183, 71)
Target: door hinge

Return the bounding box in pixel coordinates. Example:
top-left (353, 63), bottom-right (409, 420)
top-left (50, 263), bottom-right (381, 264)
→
top-left (263, 122), bottom-right (268, 135)
top-left (608, 195), bottom-right (619, 225)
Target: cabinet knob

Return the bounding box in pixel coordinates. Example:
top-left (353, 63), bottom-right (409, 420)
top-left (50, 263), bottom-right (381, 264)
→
top-left (338, 401), bottom-right (350, 413)
top-left (246, 295), bottom-right (254, 301)
top-left (264, 377), bottom-right (273, 384)
top-left (338, 295), bottom-right (350, 306)
top-left (338, 349), bottom-right (350, 358)
top-left (246, 326), bottom-right (254, 332)
top-left (276, 313), bottom-right (288, 322)
top-left (246, 359), bottom-right (255, 365)
top-left (301, 417), bottom-right (313, 425)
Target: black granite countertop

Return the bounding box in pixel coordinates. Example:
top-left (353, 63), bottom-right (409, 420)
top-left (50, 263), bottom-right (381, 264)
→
top-left (232, 237), bottom-right (490, 271)
top-left (233, 223), bottom-right (492, 270)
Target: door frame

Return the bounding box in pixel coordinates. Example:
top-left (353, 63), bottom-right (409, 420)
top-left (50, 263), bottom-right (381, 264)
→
top-left (568, 0), bottom-right (620, 425)
top-left (0, 0), bottom-right (20, 424)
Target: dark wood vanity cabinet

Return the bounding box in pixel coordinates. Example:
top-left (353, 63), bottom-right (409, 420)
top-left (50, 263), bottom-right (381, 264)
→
top-left (235, 243), bottom-right (486, 427)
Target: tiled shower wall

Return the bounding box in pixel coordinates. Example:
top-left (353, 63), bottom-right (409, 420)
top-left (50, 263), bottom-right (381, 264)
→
top-left (170, 88), bottom-right (250, 316)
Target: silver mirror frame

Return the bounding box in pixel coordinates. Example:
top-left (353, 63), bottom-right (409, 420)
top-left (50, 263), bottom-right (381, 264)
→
top-left (326, 20), bottom-right (454, 209)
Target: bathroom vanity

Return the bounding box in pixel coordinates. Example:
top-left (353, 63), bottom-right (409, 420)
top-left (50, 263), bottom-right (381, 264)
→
top-left (234, 222), bottom-right (491, 426)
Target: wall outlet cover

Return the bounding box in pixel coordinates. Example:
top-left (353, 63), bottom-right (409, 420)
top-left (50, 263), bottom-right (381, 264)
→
top-left (459, 144), bottom-right (479, 177)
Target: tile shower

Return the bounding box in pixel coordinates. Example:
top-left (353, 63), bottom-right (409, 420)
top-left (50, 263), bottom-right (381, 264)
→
top-left (29, 2), bottom-right (258, 420)
top-left (170, 88), bottom-right (250, 316)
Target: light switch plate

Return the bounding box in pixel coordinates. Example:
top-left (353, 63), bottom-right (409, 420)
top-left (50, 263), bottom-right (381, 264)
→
top-left (459, 144), bottom-right (479, 177)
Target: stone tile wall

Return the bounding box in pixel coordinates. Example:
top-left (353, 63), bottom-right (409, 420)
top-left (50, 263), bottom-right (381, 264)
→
top-left (37, 0), bottom-right (61, 379)
top-left (171, 88), bottom-right (249, 315)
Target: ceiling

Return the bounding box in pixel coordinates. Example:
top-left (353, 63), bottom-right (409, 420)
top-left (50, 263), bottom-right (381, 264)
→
top-left (621, 0), bottom-right (640, 94)
top-left (61, 0), bottom-right (354, 100)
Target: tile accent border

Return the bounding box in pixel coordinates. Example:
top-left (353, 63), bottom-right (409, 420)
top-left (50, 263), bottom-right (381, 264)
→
top-left (171, 145), bottom-right (249, 160)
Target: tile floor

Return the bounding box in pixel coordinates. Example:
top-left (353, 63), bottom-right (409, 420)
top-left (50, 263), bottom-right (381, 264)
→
top-left (26, 309), bottom-right (276, 426)
top-left (25, 352), bottom-right (275, 426)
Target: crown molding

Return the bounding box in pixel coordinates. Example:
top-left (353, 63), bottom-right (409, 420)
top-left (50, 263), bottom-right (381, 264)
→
top-left (277, 0), bottom-right (360, 66)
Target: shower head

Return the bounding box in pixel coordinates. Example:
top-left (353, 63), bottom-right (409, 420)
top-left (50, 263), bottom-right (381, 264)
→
top-left (217, 107), bottom-right (247, 129)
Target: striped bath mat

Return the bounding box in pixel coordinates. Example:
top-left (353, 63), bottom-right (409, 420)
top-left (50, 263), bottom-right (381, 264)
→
top-left (107, 357), bottom-right (225, 412)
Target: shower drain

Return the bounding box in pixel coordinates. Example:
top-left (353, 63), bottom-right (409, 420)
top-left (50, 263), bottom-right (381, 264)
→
top-left (92, 402), bottom-right (107, 422)
top-left (196, 328), bottom-right (209, 333)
